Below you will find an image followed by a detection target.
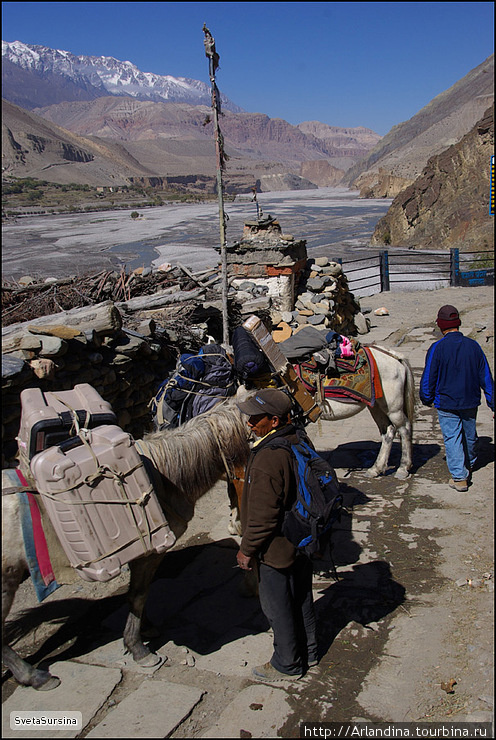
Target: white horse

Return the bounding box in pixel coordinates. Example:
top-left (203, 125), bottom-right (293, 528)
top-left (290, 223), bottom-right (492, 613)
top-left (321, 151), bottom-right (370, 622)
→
top-left (225, 343), bottom-right (414, 547)
top-left (317, 345), bottom-right (415, 480)
top-left (2, 398), bottom-right (250, 691)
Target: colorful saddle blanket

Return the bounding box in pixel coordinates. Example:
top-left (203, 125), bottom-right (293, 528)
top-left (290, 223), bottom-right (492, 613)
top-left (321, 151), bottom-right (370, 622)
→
top-left (294, 344), bottom-right (383, 406)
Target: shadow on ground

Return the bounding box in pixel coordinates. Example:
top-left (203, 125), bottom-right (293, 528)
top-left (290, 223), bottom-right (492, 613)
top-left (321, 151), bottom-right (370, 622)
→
top-left (2, 470), bottom-right (404, 686)
top-left (328, 439), bottom-right (442, 477)
top-left (473, 435), bottom-right (494, 472)
top-left (313, 561), bottom-right (406, 661)
top-left (2, 592), bottom-right (126, 687)
top-left (3, 434), bottom-right (423, 690)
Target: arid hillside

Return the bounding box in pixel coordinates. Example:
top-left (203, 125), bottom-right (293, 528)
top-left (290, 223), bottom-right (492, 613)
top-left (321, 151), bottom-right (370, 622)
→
top-left (2, 99), bottom-right (156, 186)
top-left (371, 105), bottom-right (494, 252)
top-left (342, 54), bottom-right (494, 198)
top-left (2, 96), bottom-right (382, 188)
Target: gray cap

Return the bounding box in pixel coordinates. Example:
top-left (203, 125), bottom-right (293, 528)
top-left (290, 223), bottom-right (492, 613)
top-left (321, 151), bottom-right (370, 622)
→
top-left (237, 388), bottom-right (291, 417)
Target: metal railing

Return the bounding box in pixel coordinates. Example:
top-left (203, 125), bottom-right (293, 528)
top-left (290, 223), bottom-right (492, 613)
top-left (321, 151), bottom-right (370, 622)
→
top-left (341, 249), bottom-right (494, 297)
top-left (339, 254), bottom-right (382, 296)
top-left (452, 249), bottom-right (495, 287)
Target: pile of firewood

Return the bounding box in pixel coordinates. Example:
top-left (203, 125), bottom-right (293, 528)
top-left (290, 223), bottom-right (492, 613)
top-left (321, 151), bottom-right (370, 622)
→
top-left (1, 265), bottom-right (221, 328)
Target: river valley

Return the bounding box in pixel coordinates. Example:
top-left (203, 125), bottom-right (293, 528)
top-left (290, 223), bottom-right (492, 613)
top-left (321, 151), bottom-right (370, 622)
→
top-left (2, 188), bottom-right (392, 281)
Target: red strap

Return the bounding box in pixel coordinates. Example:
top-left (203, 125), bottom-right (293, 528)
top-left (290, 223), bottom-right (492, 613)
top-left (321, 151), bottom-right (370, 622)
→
top-left (16, 470), bottom-right (56, 586)
top-left (365, 347), bottom-right (383, 400)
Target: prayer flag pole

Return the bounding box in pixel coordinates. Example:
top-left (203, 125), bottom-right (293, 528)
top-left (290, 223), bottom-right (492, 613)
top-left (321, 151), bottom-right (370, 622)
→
top-left (203, 24), bottom-right (229, 346)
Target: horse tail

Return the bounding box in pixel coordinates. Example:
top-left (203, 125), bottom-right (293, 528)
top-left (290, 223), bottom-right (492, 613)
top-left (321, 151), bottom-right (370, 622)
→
top-left (371, 345), bottom-right (415, 428)
top-left (401, 356), bottom-right (415, 428)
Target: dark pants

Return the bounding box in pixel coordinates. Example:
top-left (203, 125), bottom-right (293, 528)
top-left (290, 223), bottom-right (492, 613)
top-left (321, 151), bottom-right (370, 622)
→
top-left (258, 555), bottom-right (317, 675)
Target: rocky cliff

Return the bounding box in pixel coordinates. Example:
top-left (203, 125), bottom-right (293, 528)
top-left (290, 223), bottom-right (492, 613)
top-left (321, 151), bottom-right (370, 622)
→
top-left (350, 168), bottom-right (413, 199)
top-left (2, 96), bottom-right (381, 188)
top-left (299, 160), bottom-right (344, 187)
top-left (297, 121), bottom-right (381, 171)
top-left (33, 98), bottom-right (379, 172)
top-left (371, 105), bottom-right (494, 251)
top-left (258, 173), bottom-right (318, 192)
top-left (343, 55), bottom-right (494, 198)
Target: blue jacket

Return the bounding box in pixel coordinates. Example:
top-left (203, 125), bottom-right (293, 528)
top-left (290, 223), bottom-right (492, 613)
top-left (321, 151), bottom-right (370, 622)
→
top-left (420, 331), bottom-right (494, 411)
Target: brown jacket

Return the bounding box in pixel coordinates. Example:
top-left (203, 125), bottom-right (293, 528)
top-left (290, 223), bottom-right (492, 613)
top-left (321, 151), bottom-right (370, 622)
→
top-left (240, 424), bottom-right (298, 569)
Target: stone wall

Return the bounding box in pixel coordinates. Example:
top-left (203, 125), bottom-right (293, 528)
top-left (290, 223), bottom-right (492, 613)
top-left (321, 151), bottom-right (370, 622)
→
top-left (224, 216), bottom-right (367, 334)
top-left (233, 257), bottom-right (366, 338)
top-left (2, 245), bottom-right (367, 467)
top-left (226, 215), bottom-right (308, 314)
top-left (2, 322), bottom-right (175, 468)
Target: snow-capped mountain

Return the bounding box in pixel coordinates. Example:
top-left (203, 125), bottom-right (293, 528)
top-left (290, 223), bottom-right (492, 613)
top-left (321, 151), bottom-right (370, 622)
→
top-left (2, 40), bottom-right (243, 112)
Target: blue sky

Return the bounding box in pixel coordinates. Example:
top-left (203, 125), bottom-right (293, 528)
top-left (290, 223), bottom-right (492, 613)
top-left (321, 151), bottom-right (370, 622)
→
top-left (2, 2), bottom-right (494, 135)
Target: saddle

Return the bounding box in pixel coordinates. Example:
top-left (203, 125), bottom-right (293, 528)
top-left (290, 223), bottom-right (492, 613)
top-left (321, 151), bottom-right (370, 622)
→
top-left (293, 339), bottom-right (383, 406)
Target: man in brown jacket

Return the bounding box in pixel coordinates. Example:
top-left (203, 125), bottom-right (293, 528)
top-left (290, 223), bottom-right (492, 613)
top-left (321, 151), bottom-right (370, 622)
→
top-left (236, 388), bottom-right (318, 680)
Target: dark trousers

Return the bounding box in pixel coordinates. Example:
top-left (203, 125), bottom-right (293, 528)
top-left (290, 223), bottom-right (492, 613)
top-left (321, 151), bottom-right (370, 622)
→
top-left (258, 555), bottom-right (317, 675)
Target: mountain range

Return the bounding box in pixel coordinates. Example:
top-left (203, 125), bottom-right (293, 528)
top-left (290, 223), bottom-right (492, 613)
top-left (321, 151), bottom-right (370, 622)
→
top-left (343, 54), bottom-right (494, 197)
top-left (1, 39), bottom-right (494, 230)
top-left (1, 40), bottom-right (382, 188)
top-left (2, 98), bottom-right (157, 184)
top-left (2, 40), bottom-right (244, 112)
top-left (371, 103), bottom-right (494, 252)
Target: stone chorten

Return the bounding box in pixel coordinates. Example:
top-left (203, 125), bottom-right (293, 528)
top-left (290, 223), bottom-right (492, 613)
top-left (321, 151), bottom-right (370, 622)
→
top-left (226, 215), bottom-right (307, 312)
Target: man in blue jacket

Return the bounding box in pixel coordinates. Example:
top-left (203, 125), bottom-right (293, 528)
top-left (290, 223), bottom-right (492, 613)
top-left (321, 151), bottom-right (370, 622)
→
top-left (419, 305), bottom-right (494, 491)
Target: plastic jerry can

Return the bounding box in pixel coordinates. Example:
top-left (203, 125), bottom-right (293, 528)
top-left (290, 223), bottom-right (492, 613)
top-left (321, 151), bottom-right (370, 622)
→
top-left (18, 384), bottom-right (117, 461)
top-left (30, 425), bottom-right (176, 581)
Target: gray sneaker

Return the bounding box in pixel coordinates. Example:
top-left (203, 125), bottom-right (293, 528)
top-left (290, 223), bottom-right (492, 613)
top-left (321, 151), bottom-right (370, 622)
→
top-left (252, 662), bottom-right (302, 681)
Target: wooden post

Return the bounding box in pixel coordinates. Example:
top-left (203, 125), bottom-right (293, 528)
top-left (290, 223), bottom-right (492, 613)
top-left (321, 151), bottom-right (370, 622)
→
top-left (450, 248), bottom-right (459, 287)
top-left (203, 24), bottom-right (229, 347)
top-left (380, 250), bottom-right (390, 292)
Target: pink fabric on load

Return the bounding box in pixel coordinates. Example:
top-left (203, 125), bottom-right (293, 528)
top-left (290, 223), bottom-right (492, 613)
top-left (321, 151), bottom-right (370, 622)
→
top-left (338, 336), bottom-right (354, 358)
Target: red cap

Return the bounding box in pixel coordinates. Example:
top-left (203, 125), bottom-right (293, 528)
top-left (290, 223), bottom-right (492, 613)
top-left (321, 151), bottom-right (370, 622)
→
top-left (436, 305), bottom-right (461, 331)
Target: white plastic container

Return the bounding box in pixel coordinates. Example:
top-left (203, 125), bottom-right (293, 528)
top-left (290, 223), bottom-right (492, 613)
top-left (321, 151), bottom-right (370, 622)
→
top-left (30, 425), bottom-right (176, 581)
top-left (19, 384), bottom-right (117, 461)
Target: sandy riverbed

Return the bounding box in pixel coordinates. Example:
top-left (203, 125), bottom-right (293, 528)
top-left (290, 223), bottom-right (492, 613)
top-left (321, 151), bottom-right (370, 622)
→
top-left (2, 188), bottom-right (391, 280)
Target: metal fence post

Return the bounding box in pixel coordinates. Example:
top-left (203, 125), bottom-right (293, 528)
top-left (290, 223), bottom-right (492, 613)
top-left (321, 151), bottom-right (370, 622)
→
top-left (380, 250), bottom-right (390, 291)
top-left (450, 248), bottom-right (459, 287)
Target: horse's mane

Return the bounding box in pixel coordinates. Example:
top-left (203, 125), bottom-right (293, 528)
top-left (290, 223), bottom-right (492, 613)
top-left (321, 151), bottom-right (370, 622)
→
top-left (140, 397), bottom-right (250, 503)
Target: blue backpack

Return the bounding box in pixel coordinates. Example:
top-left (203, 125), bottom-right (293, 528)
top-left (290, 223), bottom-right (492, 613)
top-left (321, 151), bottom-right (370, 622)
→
top-left (150, 344), bottom-right (235, 429)
top-left (270, 430), bottom-right (343, 557)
